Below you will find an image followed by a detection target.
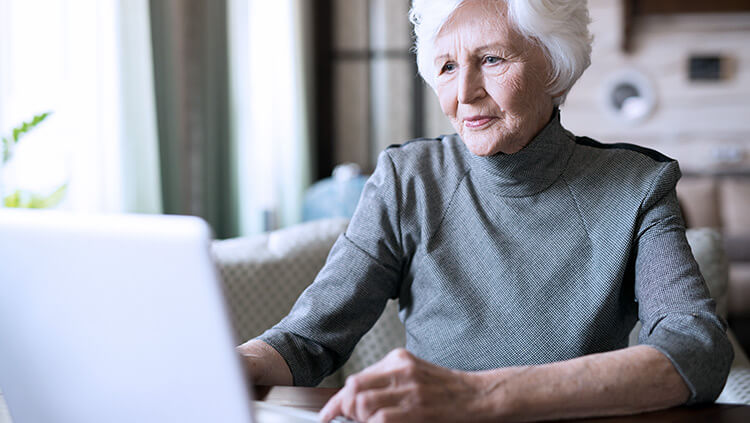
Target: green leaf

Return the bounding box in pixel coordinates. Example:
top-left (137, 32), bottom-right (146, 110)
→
top-left (34, 184), bottom-right (67, 209)
top-left (3, 184), bottom-right (67, 209)
top-left (3, 190), bottom-right (21, 208)
top-left (9, 111), bottom-right (52, 144)
top-left (31, 112), bottom-right (50, 126)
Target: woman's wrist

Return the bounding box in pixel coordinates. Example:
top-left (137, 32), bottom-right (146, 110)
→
top-left (462, 367), bottom-right (528, 422)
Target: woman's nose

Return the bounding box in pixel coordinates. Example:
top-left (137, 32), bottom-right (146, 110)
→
top-left (457, 66), bottom-right (485, 104)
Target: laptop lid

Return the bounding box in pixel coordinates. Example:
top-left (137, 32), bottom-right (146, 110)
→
top-left (0, 210), bottom-right (255, 423)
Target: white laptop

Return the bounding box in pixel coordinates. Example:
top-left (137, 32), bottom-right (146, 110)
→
top-left (0, 210), bottom-right (348, 423)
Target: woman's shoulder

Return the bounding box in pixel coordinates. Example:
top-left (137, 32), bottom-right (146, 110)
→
top-left (572, 136), bottom-right (675, 165)
top-left (382, 133), bottom-right (470, 179)
top-left (565, 135), bottom-right (681, 205)
top-left (366, 135), bottom-right (469, 237)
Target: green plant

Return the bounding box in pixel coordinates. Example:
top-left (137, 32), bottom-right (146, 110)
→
top-left (4, 183), bottom-right (67, 208)
top-left (2, 112), bottom-right (51, 164)
top-left (1, 111), bottom-right (67, 209)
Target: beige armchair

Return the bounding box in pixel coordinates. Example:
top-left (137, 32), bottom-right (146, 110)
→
top-left (212, 218), bottom-right (750, 404)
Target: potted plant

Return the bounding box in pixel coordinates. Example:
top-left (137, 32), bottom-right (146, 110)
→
top-left (1, 112), bottom-right (67, 208)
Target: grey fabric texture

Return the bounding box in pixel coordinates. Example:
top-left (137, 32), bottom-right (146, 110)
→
top-left (258, 111), bottom-right (733, 404)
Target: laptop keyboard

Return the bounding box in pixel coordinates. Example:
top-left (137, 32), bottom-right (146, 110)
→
top-left (253, 401), bottom-right (357, 423)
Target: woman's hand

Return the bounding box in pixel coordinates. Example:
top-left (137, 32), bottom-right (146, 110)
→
top-left (319, 348), bottom-right (505, 423)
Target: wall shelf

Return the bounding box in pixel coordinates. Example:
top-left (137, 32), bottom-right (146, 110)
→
top-left (622, 0), bottom-right (750, 53)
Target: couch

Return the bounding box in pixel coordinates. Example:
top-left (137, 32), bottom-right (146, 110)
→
top-left (678, 175), bottom-right (750, 316)
top-left (212, 218), bottom-right (750, 404)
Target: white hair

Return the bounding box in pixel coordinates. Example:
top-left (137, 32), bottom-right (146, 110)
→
top-left (409, 0), bottom-right (592, 106)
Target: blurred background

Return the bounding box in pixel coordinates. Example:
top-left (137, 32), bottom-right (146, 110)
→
top-left (1, 0), bottom-right (749, 342)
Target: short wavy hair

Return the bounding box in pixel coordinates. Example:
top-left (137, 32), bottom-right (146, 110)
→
top-left (409, 0), bottom-right (593, 106)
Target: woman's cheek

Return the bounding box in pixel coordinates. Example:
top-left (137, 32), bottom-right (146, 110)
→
top-left (437, 84), bottom-right (458, 118)
top-left (496, 74), bottom-right (531, 110)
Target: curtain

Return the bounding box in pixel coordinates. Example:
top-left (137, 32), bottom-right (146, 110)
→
top-left (148, 0), bottom-right (314, 237)
top-left (227, 0), bottom-right (314, 235)
top-left (119, 0), bottom-right (163, 214)
top-left (149, 0), bottom-right (237, 238)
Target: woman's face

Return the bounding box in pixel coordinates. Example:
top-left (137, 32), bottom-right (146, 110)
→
top-left (434, 0), bottom-right (554, 156)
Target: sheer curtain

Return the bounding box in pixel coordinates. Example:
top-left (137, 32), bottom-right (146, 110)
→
top-left (0, 0), bottom-right (160, 214)
top-left (227, 0), bottom-right (314, 235)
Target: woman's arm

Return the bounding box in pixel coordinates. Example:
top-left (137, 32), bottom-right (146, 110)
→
top-left (477, 345), bottom-right (689, 420)
top-left (632, 176), bottom-right (732, 402)
top-left (236, 339), bottom-right (293, 386)
top-left (320, 345), bottom-right (689, 423)
top-left (241, 150), bottom-right (406, 387)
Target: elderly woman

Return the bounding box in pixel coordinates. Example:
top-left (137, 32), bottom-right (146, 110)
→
top-left (239, 0), bottom-right (733, 421)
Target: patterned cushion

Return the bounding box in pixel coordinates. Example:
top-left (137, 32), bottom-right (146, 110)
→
top-left (718, 330), bottom-right (750, 404)
top-left (685, 228), bottom-right (729, 319)
top-left (212, 218), bottom-right (349, 344)
top-left (342, 299), bottom-right (405, 376)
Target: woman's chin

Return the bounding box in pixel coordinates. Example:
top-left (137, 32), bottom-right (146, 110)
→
top-left (462, 137), bottom-right (506, 157)
top-left (461, 131), bottom-right (530, 156)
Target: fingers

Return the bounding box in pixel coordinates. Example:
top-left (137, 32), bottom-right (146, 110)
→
top-left (368, 407), bottom-right (411, 423)
top-left (320, 349), bottom-right (423, 422)
top-left (319, 373), bottom-right (392, 421)
top-left (320, 386), bottom-right (409, 423)
top-left (353, 387), bottom-right (409, 422)
top-left (319, 390), bottom-right (344, 423)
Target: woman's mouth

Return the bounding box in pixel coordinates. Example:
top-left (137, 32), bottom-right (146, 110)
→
top-left (463, 116), bottom-right (496, 129)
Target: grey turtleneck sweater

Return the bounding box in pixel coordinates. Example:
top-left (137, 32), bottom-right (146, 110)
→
top-left (258, 112), bottom-right (733, 404)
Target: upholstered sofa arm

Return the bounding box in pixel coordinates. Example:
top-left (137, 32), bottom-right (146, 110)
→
top-left (720, 330), bottom-right (750, 404)
top-left (211, 218), bottom-right (349, 344)
top-left (211, 218), bottom-right (350, 386)
top-left (210, 217), bottom-right (406, 385)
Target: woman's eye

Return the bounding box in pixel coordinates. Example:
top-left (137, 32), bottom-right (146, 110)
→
top-left (441, 63), bottom-right (456, 73)
top-left (484, 56), bottom-right (504, 65)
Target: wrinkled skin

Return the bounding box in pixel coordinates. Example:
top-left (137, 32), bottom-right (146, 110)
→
top-left (434, 0), bottom-right (554, 156)
top-left (318, 349), bottom-right (510, 423)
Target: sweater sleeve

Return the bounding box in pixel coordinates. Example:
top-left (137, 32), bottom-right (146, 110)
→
top-left (256, 151), bottom-right (404, 386)
top-left (633, 161), bottom-right (733, 404)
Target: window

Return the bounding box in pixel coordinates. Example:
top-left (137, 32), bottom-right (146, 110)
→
top-left (0, 0), bottom-right (159, 212)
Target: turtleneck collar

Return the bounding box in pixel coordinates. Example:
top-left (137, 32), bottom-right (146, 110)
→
top-left (461, 109), bottom-right (575, 197)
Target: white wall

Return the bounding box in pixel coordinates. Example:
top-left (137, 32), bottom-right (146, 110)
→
top-left (561, 0), bottom-right (750, 172)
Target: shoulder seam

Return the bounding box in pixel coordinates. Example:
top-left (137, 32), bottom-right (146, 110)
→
top-left (575, 136), bottom-right (674, 163)
top-left (341, 232), bottom-right (402, 276)
top-left (635, 161), bottom-right (675, 241)
top-left (428, 168), bottom-right (471, 244)
top-left (561, 174), bottom-right (593, 244)
top-left (383, 150), bottom-right (403, 270)
top-left (386, 135), bottom-right (451, 151)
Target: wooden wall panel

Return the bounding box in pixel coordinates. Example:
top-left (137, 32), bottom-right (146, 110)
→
top-left (562, 0), bottom-right (750, 171)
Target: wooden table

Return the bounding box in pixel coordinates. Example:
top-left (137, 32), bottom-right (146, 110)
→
top-left (255, 386), bottom-right (750, 422)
